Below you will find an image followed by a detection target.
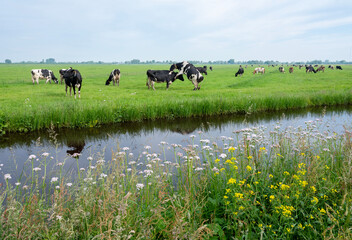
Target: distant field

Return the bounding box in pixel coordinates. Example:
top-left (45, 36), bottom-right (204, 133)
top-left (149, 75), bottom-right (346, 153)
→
top-left (0, 64), bottom-right (351, 133)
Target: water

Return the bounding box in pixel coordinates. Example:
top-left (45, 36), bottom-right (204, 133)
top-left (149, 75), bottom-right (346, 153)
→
top-left (0, 106), bottom-right (351, 185)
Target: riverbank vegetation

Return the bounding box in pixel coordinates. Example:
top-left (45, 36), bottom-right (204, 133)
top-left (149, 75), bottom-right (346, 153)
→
top-left (0, 64), bottom-right (351, 134)
top-left (1, 119), bottom-right (351, 239)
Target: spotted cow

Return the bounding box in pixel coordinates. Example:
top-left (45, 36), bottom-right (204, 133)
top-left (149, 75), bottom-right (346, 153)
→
top-left (31, 69), bottom-right (58, 84)
top-left (170, 61), bottom-right (204, 90)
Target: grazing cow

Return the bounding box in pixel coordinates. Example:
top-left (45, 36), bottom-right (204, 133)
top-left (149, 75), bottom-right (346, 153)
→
top-left (328, 65), bottom-right (334, 70)
top-left (31, 69), bottom-right (58, 84)
top-left (316, 66), bottom-right (325, 72)
top-left (253, 67), bottom-right (265, 74)
top-left (306, 65), bottom-right (316, 73)
top-left (209, 66), bottom-right (213, 71)
top-left (235, 66), bottom-right (244, 77)
top-left (59, 69), bottom-right (68, 84)
top-left (146, 70), bottom-right (184, 90)
top-left (170, 61), bottom-right (204, 90)
top-left (196, 66), bottom-right (208, 75)
top-left (62, 68), bottom-right (82, 98)
top-left (105, 69), bottom-right (121, 86)
top-left (336, 66), bottom-right (343, 70)
top-left (279, 67), bottom-right (285, 73)
top-left (289, 67), bottom-right (294, 73)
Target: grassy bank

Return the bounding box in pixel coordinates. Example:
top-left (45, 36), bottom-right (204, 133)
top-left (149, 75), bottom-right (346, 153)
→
top-left (1, 119), bottom-right (351, 239)
top-left (0, 64), bottom-right (351, 133)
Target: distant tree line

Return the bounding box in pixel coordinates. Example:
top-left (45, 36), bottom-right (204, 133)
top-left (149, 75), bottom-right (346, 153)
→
top-left (3, 58), bottom-right (352, 65)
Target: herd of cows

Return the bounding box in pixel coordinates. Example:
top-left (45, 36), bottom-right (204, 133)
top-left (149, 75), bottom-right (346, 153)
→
top-left (30, 61), bottom-right (344, 98)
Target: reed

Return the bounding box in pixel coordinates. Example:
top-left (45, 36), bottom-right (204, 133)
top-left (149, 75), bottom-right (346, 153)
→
top-left (0, 64), bottom-right (351, 133)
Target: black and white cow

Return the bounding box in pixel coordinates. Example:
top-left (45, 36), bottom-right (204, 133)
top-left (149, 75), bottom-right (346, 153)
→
top-left (59, 69), bottom-right (68, 84)
top-left (62, 68), bottom-right (82, 98)
top-left (209, 66), bottom-right (213, 71)
top-left (105, 69), bottom-right (121, 86)
top-left (31, 69), bottom-right (58, 84)
top-left (306, 65), bottom-right (316, 73)
top-left (146, 70), bottom-right (184, 90)
top-left (235, 66), bottom-right (244, 77)
top-left (279, 66), bottom-right (285, 73)
top-left (336, 66), bottom-right (343, 70)
top-left (170, 61), bottom-right (204, 90)
top-left (196, 66), bottom-right (208, 75)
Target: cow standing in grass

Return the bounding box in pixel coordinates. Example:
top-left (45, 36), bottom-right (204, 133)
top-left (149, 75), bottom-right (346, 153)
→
top-left (31, 69), bottom-right (58, 84)
top-left (170, 61), bottom-right (204, 90)
top-left (289, 67), bottom-right (294, 73)
top-left (253, 67), bottom-right (265, 74)
top-left (235, 66), bottom-right (244, 77)
top-left (59, 69), bottom-right (68, 84)
top-left (306, 65), bottom-right (316, 73)
top-left (279, 67), bottom-right (285, 73)
top-left (146, 70), bottom-right (184, 90)
top-left (196, 66), bottom-right (208, 75)
top-left (105, 69), bottom-right (121, 86)
top-left (62, 68), bottom-right (82, 98)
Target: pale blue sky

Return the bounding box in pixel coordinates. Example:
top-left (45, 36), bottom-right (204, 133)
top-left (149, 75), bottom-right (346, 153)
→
top-left (1, 0), bottom-right (351, 62)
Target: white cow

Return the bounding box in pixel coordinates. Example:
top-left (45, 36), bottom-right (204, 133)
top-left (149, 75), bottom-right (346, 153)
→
top-left (31, 69), bottom-right (58, 84)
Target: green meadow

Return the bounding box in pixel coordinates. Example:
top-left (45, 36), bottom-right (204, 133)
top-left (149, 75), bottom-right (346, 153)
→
top-left (0, 64), bottom-right (351, 133)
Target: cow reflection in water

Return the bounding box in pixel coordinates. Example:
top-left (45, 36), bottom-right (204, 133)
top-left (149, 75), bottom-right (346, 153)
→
top-left (66, 140), bottom-right (85, 157)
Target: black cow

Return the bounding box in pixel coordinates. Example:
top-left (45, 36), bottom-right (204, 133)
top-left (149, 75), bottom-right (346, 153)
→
top-left (146, 70), bottom-right (184, 90)
top-left (336, 66), bottom-right (343, 70)
top-left (31, 69), bottom-right (58, 84)
top-left (196, 66), bottom-right (208, 75)
top-left (62, 68), bottom-right (82, 98)
top-left (105, 69), bottom-right (121, 86)
top-left (209, 66), bottom-right (213, 71)
top-left (306, 65), bottom-right (316, 73)
top-left (170, 61), bottom-right (204, 90)
top-left (235, 66), bottom-right (244, 77)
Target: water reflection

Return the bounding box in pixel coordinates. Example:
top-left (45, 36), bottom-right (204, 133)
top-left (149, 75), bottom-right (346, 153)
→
top-left (0, 105), bottom-right (351, 185)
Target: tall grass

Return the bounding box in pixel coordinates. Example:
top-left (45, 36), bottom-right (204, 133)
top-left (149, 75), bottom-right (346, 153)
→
top-left (0, 64), bottom-right (351, 133)
top-left (1, 119), bottom-right (351, 239)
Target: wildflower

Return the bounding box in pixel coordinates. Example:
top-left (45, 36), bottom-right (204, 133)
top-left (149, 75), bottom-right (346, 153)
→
top-left (195, 167), bottom-right (204, 171)
top-left (238, 206), bottom-right (245, 210)
top-left (80, 168), bottom-right (85, 171)
top-left (227, 178), bottom-right (236, 184)
top-left (300, 152), bottom-right (305, 156)
top-left (136, 183), bottom-right (145, 190)
top-left (233, 165), bottom-right (238, 170)
top-left (228, 147), bottom-right (236, 152)
top-left (22, 185), bottom-right (29, 190)
top-left (144, 145), bottom-right (151, 150)
top-left (311, 197), bottom-right (319, 204)
top-left (189, 135), bottom-right (196, 138)
top-left (269, 195), bottom-right (275, 202)
top-left (269, 174), bottom-right (273, 178)
top-left (280, 184), bottom-right (290, 191)
top-left (42, 152), bottom-right (49, 157)
top-left (66, 183), bottom-right (73, 187)
top-left (100, 173), bottom-right (108, 178)
top-left (122, 147), bottom-right (130, 151)
top-left (15, 182), bottom-right (21, 186)
top-left (325, 165), bottom-right (330, 170)
top-left (215, 158), bottom-right (220, 163)
top-left (219, 153), bottom-right (227, 159)
top-left (316, 155), bottom-right (320, 159)
top-left (56, 215), bottom-right (63, 220)
top-left (322, 177), bottom-right (327, 181)
top-left (57, 162), bottom-right (64, 166)
top-left (247, 156), bottom-right (253, 160)
top-left (259, 147), bottom-right (266, 151)
top-left (28, 154), bottom-right (36, 160)
top-left (299, 181), bottom-right (308, 187)
top-left (283, 171), bottom-right (290, 176)
top-left (51, 177), bottom-right (58, 183)
top-left (246, 165), bottom-right (252, 171)
top-left (233, 212), bottom-right (238, 215)
top-left (33, 167), bottom-right (41, 172)
top-left (72, 153), bottom-right (80, 158)
top-left (320, 208), bottom-right (326, 214)
top-left (310, 186), bottom-right (317, 193)
top-left (225, 189), bottom-right (231, 194)
top-left (87, 156), bottom-right (93, 161)
top-left (56, 186), bottom-right (60, 190)
top-left (224, 196), bottom-right (228, 199)
top-left (235, 193), bottom-right (244, 199)
top-left (4, 174), bottom-right (11, 180)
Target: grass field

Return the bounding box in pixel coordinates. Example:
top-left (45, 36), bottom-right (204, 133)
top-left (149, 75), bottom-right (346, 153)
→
top-left (0, 64), bottom-right (351, 133)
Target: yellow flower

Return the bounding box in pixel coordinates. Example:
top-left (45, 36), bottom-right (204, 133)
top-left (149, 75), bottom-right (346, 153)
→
top-left (225, 201), bottom-right (230, 205)
top-left (234, 165), bottom-right (238, 170)
top-left (293, 174), bottom-right (300, 180)
top-left (322, 177), bottom-right (326, 181)
top-left (238, 206), bottom-right (245, 210)
top-left (310, 186), bottom-right (317, 193)
top-left (325, 165), bottom-right (330, 170)
top-left (235, 193), bottom-right (244, 199)
top-left (280, 184), bottom-right (290, 191)
top-left (254, 181), bottom-right (259, 185)
top-left (247, 156), bottom-right (253, 160)
top-left (311, 197), bottom-right (319, 204)
top-left (226, 189), bottom-right (231, 194)
top-left (214, 172), bottom-right (219, 176)
top-left (227, 178), bottom-right (236, 184)
top-left (269, 195), bottom-right (275, 202)
top-left (233, 212), bottom-right (238, 215)
top-left (310, 215), bottom-right (314, 219)
top-left (220, 168), bottom-right (225, 172)
top-left (228, 147), bottom-right (236, 152)
top-left (215, 158), bottom-right (220, 163)
top-left (259, 147), bottom-right (266, 151)
top-left (300, 152), bottom-right (305, 156)
top-left (320, 208), bottom-right (326, 214)
top-left (225, 159), bottom-right (233, 164)
top-left (246, 165), bottom-right (252, 171)
top-left (299, 181), bottom-right (308, 187)
top-left (224, 195), bottom-right (228, 199)
top-left (283, 171), bottom-right (290, 176)
top-left (269, 174), bottom-right (273, 178)
top-left (316, 155), bottom-right (320, 159)
top-left (298, 162), bottom-right (306, 169)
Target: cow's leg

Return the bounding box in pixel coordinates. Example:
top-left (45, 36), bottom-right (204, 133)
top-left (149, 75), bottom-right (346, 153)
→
top-left (191, 79), bottom-right (198, 90)
top-left (73, 86), bottom-right (76, 99)
top-left (65, 85), bottom-right (68, 96)
top-left (117, 78), bottom-right (119, 87)
top-left (70, 86), bottom-right (72, 96)
top-left (152, 82), bottom-right (156, 91)
top-left (113, 78), bottom-right (115, 86)
top-left (166, 81), bottom-right (171, 90)
top-left (76, 83), bottom-right (81, 98)
top-left (32, 76), bottom-right (35, 85)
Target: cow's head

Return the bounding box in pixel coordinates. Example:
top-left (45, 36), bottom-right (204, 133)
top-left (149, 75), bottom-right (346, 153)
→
top-left (169, 64), bottom-right (177, 72)
top-left (169, 71), bottom-right (184, 81)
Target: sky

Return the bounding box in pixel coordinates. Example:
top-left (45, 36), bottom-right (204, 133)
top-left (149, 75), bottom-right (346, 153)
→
top-left (1, 0), bottom-right (352, 62)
